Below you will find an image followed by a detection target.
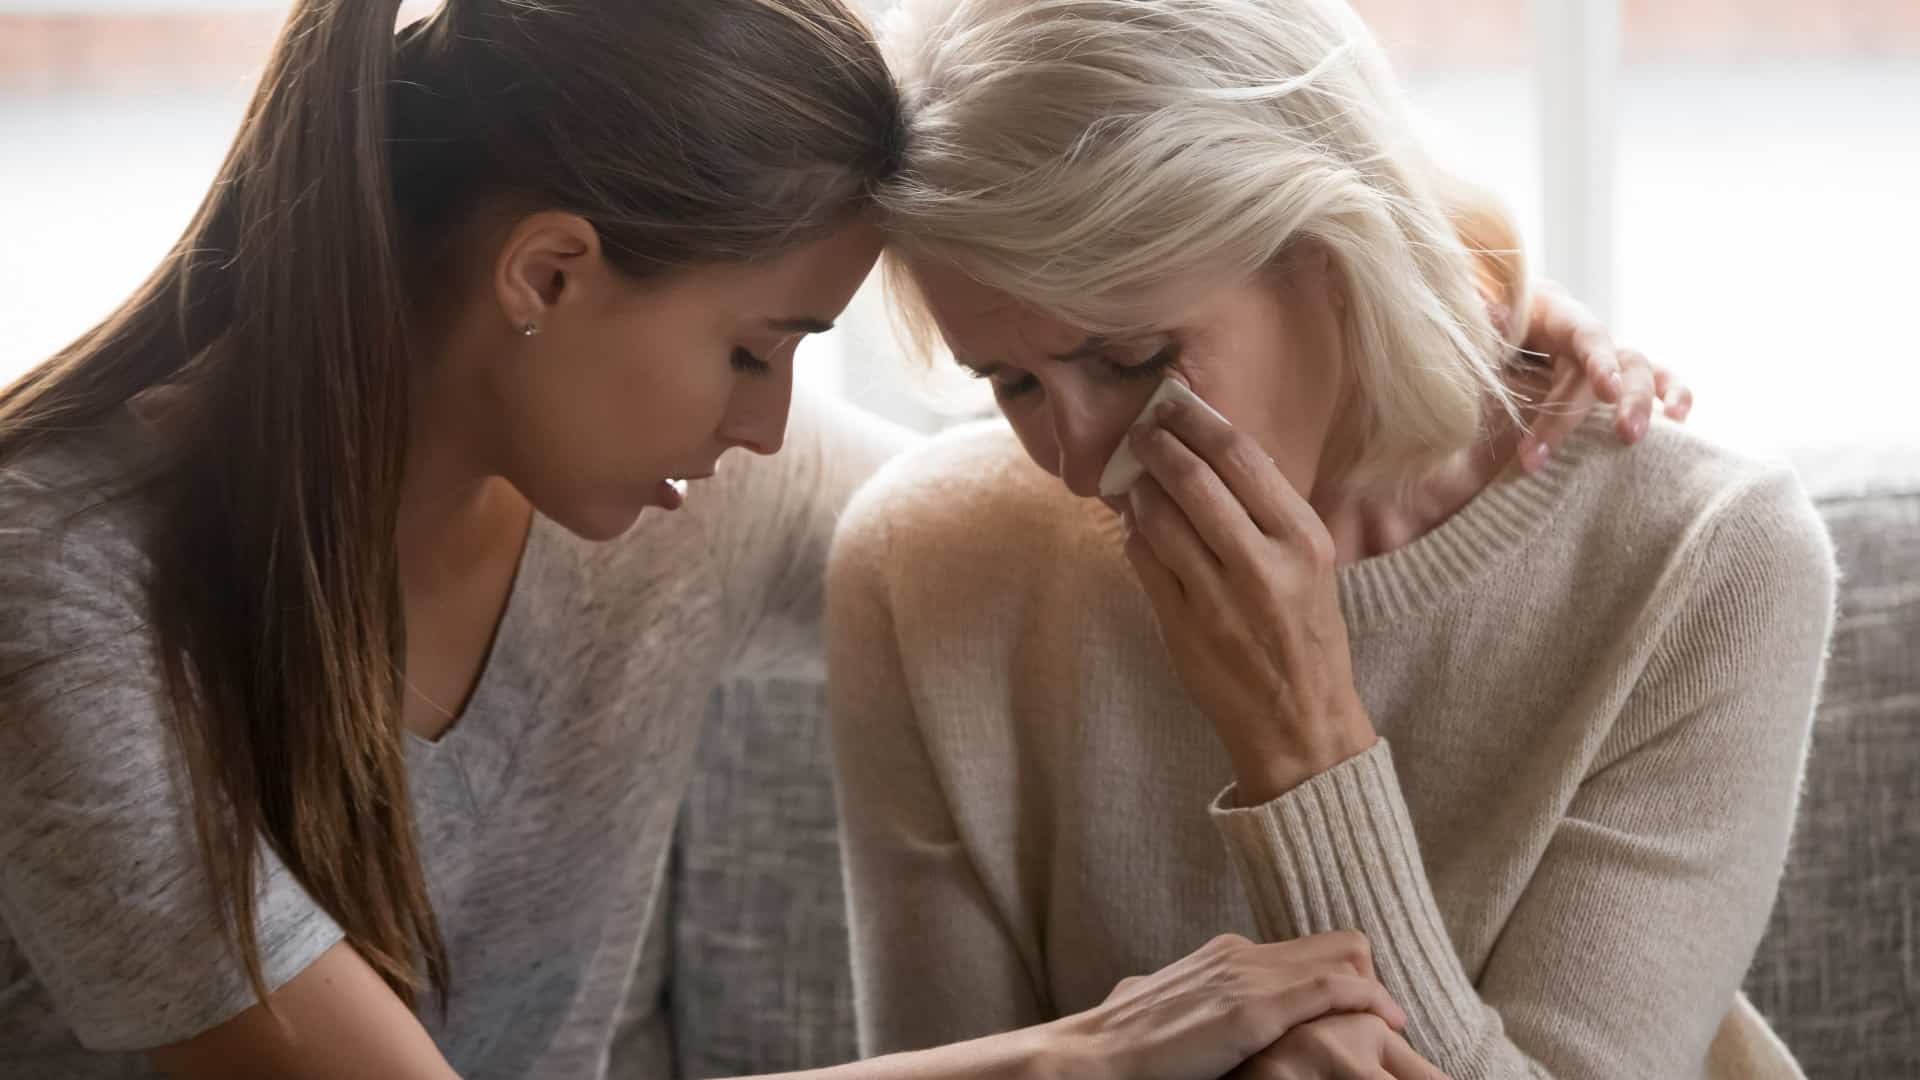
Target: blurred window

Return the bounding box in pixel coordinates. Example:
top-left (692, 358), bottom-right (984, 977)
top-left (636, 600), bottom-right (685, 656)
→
top-left (3, 1), bottom-right (1911, 449)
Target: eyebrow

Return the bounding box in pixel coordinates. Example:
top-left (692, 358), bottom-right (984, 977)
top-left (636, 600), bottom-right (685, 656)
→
top-left (1047, 336), bottom-right (1110, 363)
top-left (955, 336), bottom-right (1113, 375)
top-left (765, 316), bottom-right (836, 334)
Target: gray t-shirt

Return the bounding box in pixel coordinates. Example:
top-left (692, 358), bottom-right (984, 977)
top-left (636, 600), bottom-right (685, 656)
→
top-left (0, 390), bottom-right (908, 1079)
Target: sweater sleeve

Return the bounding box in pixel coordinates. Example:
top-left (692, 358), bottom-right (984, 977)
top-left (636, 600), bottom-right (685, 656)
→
top-left (825, 494), bottom-right (1052, 1056)
top-left (717, 388), bottom-right (915, 680)
top-left (0, 482), bottom-right (344, 1052)
top-left (1209, 467), bottom-right (1836, 1079)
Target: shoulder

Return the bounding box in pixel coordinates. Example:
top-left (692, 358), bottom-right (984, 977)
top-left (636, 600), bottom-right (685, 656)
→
top-left (832, 419), bottom-right (1091, 585)
top-left (0, 427), bottom-right (167, 766)
top-left (1570, 412), bottom-right (1833, 582)
top-left (1554, 412), bottom-right (1837, 670)
top-left (656, 389), bottom-right (917, 580)
top-left (0, 427), bottom-right (156, 635)
top-left (700, 389), bottom-right (917, 525)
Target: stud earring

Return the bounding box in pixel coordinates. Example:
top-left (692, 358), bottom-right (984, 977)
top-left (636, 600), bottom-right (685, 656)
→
top-left (521, 320), bottom-right (540, 337)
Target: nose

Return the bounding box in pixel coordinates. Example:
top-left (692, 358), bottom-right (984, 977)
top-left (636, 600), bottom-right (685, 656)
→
top-left (718, 364), bottom-right (793, 457)
top-left (1047, 393), bottom-right (1122, 499)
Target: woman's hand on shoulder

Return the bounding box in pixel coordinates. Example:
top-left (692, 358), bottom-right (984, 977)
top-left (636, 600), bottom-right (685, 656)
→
top-left (146, 941), bottom-right (458, 1080)
top-left (1506, 280), bottom-right (1693, 473)
top-left (1054, 930), bottom-right (1407, 1080)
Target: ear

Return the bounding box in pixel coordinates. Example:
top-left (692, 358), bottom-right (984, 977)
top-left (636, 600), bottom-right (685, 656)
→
top-left (1296, 239), bottom-right (1346, 315)
top-left (1268, 238), bottom-right (1346, 316)
top-left (492, 211), bottom-right (602, 334)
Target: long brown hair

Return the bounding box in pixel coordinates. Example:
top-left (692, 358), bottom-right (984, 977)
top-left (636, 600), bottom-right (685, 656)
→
top-left (0, 0), bottom-right (900, 1010)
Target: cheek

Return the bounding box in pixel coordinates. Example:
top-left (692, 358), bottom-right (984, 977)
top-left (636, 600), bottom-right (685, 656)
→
top-left (642, 353), bottom-right (733, 426)
top-left (998, 379), bottom-right (1156, 491)
top-left (1181, 341), bottom-right (1341, 486)
top-left (541, 325), bottom-right (729, 468)
top-left (1002, 403), bottom-right (1062, 478)
top-left (1177, 333), bottom-right (1264, 405)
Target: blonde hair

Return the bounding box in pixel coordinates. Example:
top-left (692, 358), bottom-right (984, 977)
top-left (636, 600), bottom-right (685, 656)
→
top-left (876, 0), bottom-right (1530, 486)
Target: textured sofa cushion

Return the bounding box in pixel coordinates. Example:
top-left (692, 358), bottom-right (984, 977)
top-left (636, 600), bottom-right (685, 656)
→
top-left (1743, 454), bottom-right (1919, 1077)
top-left (653, 451), bottom-right (1919, 1079)
top-left (664, 679), bottom-right (860, 1078)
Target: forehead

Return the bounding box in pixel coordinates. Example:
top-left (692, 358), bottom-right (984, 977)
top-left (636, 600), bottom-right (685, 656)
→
top-left (907, 258), bottom-right (1087, 362)
top-left (691, 222), bottom-right (885, 312)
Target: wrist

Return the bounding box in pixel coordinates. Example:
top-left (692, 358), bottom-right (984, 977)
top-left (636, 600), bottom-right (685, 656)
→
top-left (1021, 1012), bottom-right (1110, 1080)
top-left (1229, 730), bottom-right (1377, 807)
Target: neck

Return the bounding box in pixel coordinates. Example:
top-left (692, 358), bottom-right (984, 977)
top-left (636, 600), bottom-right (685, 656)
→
top-left (1310, 419), bottom-right (1519, 565)
top-left (397, 343), bottom-right (529, 591)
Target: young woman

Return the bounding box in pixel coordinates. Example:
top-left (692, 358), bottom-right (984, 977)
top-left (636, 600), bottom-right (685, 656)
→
top-left (0, 1), bottom-right (1673, 1077)
top-left (828, 1), bottom-right (1830, 1078)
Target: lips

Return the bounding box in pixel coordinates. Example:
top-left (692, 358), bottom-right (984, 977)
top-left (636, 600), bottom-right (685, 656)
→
top-left (649, 466), bottom-right (721, 512)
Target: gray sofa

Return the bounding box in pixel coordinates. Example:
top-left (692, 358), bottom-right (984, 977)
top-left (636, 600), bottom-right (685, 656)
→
top-left (630, 447), bottom-right (1918, 1079)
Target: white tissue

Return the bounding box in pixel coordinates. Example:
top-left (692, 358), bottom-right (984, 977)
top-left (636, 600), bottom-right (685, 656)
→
top-left (1098, 378), bottom-right (1229, 497)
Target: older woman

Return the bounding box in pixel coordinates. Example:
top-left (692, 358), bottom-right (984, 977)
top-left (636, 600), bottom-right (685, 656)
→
top-left (828, 1), bottom-right (1834, 1077)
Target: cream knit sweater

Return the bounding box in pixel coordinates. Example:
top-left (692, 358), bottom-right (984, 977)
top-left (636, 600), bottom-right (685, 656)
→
top-left (826, 414), bottom-right (1836, 1079)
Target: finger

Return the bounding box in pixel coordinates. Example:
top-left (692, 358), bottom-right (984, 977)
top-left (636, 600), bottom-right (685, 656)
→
top-left (1486, 301), bottom-right (1512, 340)
top-left (1203, 932), bottom-right (1256, 954)
top-left (1150, 398), bottom-right (1318, 544)
top-left (1126, 475), bottom-right (1223, 602)
top-left (1653, 363), bottom-right (1693, 421)
top-left (1514, 356), bottom-right (1588, 473)
top-left (1380, 1029), bottom-right (1451, 1080)
top-left (1131, 422), bottom-right (1265, 576)
top-left (1289, 929), bottom-right (1377, 984)
top-left (1614, 348), bottom-right (1656, 442)
top-left (1122, 515), bottom-right (1186, 615)
top-left (1524, 284), bottom-right (1620, 403)
top-left (1222, 1056), bottom-right (1285, 1080)
top-left (1266, 973), bottom-right (1408, 1036)
top-left (1224, 1056), bottom-right (1300, 1080)
top-left (1576, 325), bottom-right (1623, 405)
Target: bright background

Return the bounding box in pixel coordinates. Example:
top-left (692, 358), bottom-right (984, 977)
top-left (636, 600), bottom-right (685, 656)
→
top-left (2, 0), bottom-right (1915, 455)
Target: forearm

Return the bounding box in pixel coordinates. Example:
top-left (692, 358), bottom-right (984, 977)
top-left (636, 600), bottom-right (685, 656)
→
top-left (1210, 740), bottom-right (1540, 1076)
top-left (145, 943), bottom-right (460, 1080)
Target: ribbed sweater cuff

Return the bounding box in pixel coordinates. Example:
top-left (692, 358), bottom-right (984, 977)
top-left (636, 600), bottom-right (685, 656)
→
top-left (1210, 739), bottom-right (1487, 1062)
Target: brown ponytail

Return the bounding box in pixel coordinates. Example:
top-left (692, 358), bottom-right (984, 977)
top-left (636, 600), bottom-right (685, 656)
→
top-left (158, 0), bottom-right (432, 1007)
top-left (0, 0), bottom-right (900, 1013)
top-left (1, 0), bottom-right (431, 1009)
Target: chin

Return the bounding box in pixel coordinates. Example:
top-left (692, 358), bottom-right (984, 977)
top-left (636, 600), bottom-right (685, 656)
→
top-left (548, 500), bottom-right (647, 544)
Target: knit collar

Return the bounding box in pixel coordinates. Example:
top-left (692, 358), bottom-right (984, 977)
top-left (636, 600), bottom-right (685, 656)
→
top-left (1335, 418), bottom-right (1604, 630)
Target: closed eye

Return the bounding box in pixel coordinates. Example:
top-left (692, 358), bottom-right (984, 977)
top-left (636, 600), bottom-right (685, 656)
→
top-left (731, 347), bottom-right (772, 375)
top-left (1105, 345), bottom-right (1179, 381)
top-left (965, 364), bottom-right (1040, 402)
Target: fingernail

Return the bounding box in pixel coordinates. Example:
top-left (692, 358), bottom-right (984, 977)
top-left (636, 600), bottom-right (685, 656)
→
top-left (1633, 413), bottom-right (1650, 439)
top-left (1155, 400), bottom-right (1182, 423)
top-left (1527, 441), bottom-right (1550, 471)
top-left (1606, 371), bottom-right (1623, 397)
